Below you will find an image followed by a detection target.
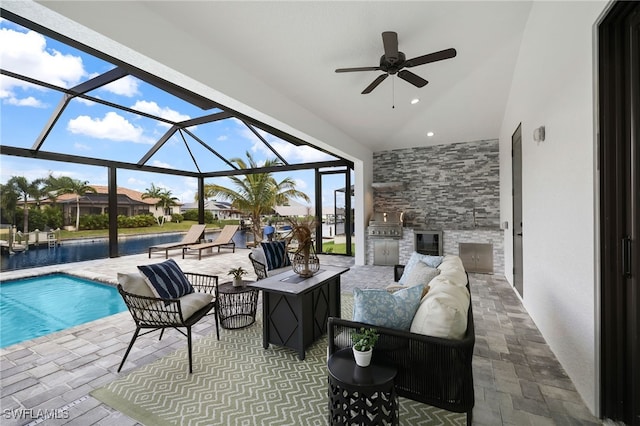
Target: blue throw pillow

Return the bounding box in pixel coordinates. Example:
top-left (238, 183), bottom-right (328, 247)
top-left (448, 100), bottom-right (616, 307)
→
top-left (399, 252), bottom-right (444, 284)
top-left (137, 259), bottom-right (194, 299)
top-left (260, 241), bottom-right (291, 271)
top-left (352, 284), bottom-right (424, 331)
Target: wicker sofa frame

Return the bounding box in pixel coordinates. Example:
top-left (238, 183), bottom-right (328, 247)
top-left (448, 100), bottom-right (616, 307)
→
top-left (327, 265), bottom-right (475, 425)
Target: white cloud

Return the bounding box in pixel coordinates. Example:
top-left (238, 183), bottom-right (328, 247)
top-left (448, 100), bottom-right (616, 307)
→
top-left (102, 75), bottom-right (139, 97)
top-left (5, 96), bottom-right (45, 107)
top-left (67, 111), bottom-right (152, 143)
top-left (294, 178), bottom-right (308, 190)
top-left (131, 100), bottom-right (191, 128)
top-left (217, 135), bottom-right (228, 141)
top-left (0, 27), bottom-right (85, 98)
top-left (151, 159), bottom-right (173, 168)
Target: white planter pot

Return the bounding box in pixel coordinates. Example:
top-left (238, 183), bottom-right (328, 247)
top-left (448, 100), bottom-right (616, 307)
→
top-left (353, 347), bottom-right (373, 367)
top-left (233, 277), bottom-right (243, 287)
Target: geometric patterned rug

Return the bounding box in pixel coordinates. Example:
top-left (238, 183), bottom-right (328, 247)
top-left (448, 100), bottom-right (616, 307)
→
top-left (92, 294), bottom-right (466, 425)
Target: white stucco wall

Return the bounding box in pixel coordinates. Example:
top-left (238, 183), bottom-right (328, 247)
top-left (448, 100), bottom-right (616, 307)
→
top-left (498, 1), bottom-right (608, 414)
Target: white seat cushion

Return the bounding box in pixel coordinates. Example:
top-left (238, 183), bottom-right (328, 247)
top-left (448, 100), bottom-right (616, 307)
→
top-left (178, 292), bottom-right (214, 320)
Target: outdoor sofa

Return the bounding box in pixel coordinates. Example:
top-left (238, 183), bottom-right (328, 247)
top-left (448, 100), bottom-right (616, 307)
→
top-left (328, 254), bottom-right (475, 425)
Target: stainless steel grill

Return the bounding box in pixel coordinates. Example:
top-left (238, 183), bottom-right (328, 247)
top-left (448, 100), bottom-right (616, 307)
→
top-left (367, 211), bottom-right (403, 238)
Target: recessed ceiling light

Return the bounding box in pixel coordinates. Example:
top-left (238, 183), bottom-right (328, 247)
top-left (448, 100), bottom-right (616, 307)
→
top-left (410, 98), bottom-right (420, 105)
top-left (427, 132), bottom-right (435, 137)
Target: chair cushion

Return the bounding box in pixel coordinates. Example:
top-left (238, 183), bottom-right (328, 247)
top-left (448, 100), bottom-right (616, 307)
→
top-left (353, 284), bottom-right (424, 331)
top-left (178, 292), bottom-right (214, 320)
top-left (399, 252), bottom-right (444, 284)
top-left (137, 259), bottom-right (194, 299)
top-left (260, 241), bottom-right (291, 271)
top-left (251, 247), bottom-right (267, 265)
top-left (117, 272), bottom-right (155, 298)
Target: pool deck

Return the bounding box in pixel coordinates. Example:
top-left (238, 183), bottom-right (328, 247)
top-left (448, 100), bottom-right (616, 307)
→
top-left (0, 249), bottom-right (601, 425)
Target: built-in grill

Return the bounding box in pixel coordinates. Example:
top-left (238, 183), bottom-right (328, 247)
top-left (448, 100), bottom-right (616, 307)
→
top-left (367, 211), bottom-right (404, 238)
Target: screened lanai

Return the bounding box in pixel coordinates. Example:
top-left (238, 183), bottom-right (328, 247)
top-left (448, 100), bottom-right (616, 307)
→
top-left (0, 10), bottom-right (355, 259)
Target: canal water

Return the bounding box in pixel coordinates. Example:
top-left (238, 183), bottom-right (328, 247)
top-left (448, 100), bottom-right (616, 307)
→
top-left (1, 230), bottom-right (248, 272)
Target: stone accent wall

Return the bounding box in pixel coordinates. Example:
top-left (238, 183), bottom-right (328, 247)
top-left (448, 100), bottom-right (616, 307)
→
top-left (372, 139), bottom-right (500, 230)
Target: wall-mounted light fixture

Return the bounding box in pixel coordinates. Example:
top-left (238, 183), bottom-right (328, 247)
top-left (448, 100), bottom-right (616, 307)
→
top-left (533, 126), bottom-right (546, 142)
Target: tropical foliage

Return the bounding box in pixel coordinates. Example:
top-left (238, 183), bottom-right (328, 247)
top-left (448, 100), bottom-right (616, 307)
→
top-left (142, 183), bottom-right (179, 226)
top-left (4, 176), bottom-right (47, 233)
top-left (202, 152), bottom-right (310, 241)
top-left (46, 175), bottom-right (97, 230)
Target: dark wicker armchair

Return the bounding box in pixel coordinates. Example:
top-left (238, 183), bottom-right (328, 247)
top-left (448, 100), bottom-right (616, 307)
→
top-left (117, 272), bottom-right (219, 374)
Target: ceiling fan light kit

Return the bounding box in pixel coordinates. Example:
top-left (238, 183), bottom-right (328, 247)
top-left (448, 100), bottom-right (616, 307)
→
top-left (335, 31), bottom-right (457, 95)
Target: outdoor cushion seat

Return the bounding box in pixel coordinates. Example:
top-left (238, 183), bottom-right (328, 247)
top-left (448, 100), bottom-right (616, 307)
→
top-left (116, 266), bottom-right (219, 374)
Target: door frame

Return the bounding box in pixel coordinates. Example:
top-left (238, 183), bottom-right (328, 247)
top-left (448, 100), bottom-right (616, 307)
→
top-left (598, 1), bottom-right (640, 423)
top-left (512, 123), bottom-right (524, 297)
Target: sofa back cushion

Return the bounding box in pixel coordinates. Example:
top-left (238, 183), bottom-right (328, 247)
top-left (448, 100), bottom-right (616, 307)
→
top-left (410, 281), bottom-right (470, 339)
top-left (353, 284), bottom-right (424, 331)
top-left (437, 255), bottom-right (468, 287)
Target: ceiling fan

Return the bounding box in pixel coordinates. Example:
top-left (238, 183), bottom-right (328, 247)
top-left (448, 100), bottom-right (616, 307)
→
top-left (335, 31), bottom-right (457, 94)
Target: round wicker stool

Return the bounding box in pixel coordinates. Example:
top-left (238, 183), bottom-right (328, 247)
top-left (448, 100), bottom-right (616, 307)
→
top-left (327, 348), bottom-right (399, 426)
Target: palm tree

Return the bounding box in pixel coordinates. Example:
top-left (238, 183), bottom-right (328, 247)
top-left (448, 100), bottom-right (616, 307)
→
top-left (202, 151), bottom-right (310, 241)
top-left (142, 184), bottom-right (179, 226)
top-left (5, 176), bottom-right (47, 233)
top-left (48, 176), bottom-right (97, 230)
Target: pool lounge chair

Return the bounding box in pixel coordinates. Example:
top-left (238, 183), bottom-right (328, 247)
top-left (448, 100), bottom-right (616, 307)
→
top-left (148, 224), bottom-right (206, 258)
top-left (182, 224), bottom-right (239, 260)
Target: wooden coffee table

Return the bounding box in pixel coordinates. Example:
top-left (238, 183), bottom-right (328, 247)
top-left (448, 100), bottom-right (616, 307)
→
top-left (249, 265), bottom-right (349, 360)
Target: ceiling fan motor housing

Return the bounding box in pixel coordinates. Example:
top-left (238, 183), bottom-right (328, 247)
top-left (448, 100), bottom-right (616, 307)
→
top-left (380, 52), bottom-right (406, 74)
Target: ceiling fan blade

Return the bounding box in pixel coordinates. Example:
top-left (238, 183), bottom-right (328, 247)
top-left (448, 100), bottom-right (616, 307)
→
top-left (335, 66), bottom-right (381, 73)
top-left (398, 70), bottom-right (428, 88)
top-left (362, 74), bottom-right (388, 94)
top-left (404, 48), bottom-right (457, 68)
top-left (382, 31), bottom-right (399, 63)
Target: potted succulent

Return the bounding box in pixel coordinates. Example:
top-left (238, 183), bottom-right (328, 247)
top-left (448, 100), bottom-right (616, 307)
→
top-left (351, 327), bottom-right (379, 367)
top-left (228, 267), bottom-right (248, 287)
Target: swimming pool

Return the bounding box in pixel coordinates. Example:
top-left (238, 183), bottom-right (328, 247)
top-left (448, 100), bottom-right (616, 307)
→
top-left (0, 230), bottom-right (248, 271)
top-left (0, 274), bottom-right (127, 348)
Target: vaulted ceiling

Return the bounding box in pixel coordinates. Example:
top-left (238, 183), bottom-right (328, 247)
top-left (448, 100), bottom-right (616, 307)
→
top-left (30, 1), bottom-right (533, 156)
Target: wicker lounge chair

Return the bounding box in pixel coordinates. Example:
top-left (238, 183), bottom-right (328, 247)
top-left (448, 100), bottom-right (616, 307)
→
top-left (182, 224), bottom-right (239, 260)
top-left (116, 269), bottom-right (219, 373)
top-left (148, 224), bottom-right (206, 258)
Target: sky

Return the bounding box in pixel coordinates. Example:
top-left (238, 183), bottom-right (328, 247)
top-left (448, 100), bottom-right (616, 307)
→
top-left (0, 18), bottom-right (351, 211)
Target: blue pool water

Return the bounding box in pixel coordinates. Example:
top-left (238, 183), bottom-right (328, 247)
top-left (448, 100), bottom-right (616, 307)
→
top-left (1, 230), bottom-right (248, 271)
top-left (0, 274), bottom-right (127, 348)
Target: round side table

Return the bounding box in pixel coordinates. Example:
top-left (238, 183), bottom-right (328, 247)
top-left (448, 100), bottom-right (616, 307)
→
top-left (217, 281), bottom-right (258, 329)
top-left (327, 348), bottom-right (399, 426)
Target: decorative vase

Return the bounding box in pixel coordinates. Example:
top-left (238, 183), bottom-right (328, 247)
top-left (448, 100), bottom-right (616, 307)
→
top-left (292, 243), bottom-right (320, 278)
top-left (232, 277), bottom-right (243, 287)
top-left (353, 347), bottom-right (373, 367)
